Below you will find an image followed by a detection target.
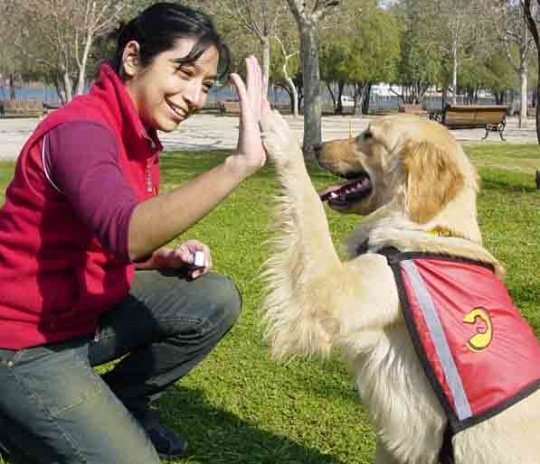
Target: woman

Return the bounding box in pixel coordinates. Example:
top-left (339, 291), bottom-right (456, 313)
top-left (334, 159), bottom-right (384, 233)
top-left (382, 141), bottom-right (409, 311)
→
top-left (0, 3), bottom-right (269, 463)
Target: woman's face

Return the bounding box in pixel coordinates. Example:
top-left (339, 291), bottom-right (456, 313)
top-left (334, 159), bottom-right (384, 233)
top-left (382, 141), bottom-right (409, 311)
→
top-left (124, 37), bottom-right (219, 132)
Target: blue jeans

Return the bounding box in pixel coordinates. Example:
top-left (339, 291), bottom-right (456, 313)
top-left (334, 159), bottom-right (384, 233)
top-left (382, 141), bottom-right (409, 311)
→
top-left (0, 271), bottom-right (241, 464)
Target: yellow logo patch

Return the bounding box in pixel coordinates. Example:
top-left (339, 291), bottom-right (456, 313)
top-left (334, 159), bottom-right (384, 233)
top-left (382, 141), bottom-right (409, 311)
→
top-left (463, 308), bottom-right (493, 352)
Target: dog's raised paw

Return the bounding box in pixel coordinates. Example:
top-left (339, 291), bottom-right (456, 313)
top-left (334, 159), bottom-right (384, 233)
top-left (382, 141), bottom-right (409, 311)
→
top-left (260, 110), bottom-right (303, 165)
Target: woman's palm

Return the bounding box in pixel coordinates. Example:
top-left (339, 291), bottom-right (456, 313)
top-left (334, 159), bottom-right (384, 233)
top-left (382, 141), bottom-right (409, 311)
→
top-left (230, 56), bottom-right (271, 173)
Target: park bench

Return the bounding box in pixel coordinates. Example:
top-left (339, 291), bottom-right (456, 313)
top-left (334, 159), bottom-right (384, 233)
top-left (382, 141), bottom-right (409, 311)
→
top-left (1, 99), bottom-right (45, 117)
top-left (218, 100), bottom-right (241, 115)
top-left (398, 103), bottom-right (428, 117)
top-left (430, 104), bottom-right (508, 141)
top-left (43, 101), bottom-right (62, 114)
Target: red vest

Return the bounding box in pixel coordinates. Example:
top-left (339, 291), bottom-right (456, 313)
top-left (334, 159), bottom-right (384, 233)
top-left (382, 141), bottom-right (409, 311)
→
top-left (0, 64), bottom-right (161, 349)
top-left (387, 251), bottom-right (540, 433)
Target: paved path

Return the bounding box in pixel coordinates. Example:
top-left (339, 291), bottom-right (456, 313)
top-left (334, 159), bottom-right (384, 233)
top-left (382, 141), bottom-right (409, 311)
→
top-left (0, 113), bottom-right (537, 161)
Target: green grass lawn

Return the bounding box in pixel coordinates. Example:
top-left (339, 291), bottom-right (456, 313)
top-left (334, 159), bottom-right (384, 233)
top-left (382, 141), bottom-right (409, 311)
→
top-left (0, 144), bottom-right (538, 464)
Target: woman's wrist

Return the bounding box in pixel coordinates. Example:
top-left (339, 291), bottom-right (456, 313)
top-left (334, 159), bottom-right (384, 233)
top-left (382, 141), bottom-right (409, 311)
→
top-left (224, 153), bottom-right (260, 180)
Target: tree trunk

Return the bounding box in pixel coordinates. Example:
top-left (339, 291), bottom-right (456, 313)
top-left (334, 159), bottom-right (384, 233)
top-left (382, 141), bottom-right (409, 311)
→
top-left (283, 74), bottom-right (299, 119)
top-left (76, 33), bottom-right (93, 96)
top-left (352, 83), bottom-right (363, 116)
top-left (362, 84), bottom-right (372, 115)
top-left (299, 20), bottom-right (322, 160)
top-left (262, 35), bottom-right (271, 98)
top-left (522, 0), bottom-right (539, 143)
top-left (289, 77), bottom-right (299, 118)
top-left (519, 65), bottom-right (528, 128)
top-left (536, 76), bottom-right (540, 143)
top-left (8, 74), bottom-right (16, 100)
top-left (280, 52), bottom-right (299, 118)
top-left (442, 89), bottom-right (447, 109)
top-left (452, 38), bottom-right (458, 105)
top-left (336, 81), bottom-right (345, 114)
top-left (59, 70), bottom-right (73, 104)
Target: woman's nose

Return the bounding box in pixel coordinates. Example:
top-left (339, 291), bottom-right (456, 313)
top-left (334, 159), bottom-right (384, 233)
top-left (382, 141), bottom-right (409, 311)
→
top-left (183, 81), bottom-right (204, 110)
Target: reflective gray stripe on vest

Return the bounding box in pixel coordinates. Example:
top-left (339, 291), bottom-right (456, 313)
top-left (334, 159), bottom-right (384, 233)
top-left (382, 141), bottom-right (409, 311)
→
top-left (402, 260), bottom-right (472, 420)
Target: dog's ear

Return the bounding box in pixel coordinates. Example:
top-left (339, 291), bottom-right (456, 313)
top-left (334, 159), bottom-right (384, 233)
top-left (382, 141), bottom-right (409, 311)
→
top-left (401, 140), bottom-right (464, 224)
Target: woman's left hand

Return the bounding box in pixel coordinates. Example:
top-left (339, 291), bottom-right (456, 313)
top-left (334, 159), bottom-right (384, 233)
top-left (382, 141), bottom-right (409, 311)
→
top-left (229, 56), bottom-right (272, 177)
top-left (135, 240), bottom-right (212, 279)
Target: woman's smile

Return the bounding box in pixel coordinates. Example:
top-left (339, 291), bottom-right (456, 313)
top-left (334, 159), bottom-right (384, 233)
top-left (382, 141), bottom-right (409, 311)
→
top-left (165, 99), bottom-right (187, 121)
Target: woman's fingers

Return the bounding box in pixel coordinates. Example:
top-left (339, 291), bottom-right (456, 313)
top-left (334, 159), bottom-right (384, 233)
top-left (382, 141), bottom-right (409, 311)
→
top-left (177, 240), bottom-right (212, 279)
top-left (229, 56), bottom-right (267, 174)
top-left (230, 72), bottom-right (248, 114)
top-left (249, 56), bottom-right (262, 120)
top-left (231, 56), bottom-right (266, 122)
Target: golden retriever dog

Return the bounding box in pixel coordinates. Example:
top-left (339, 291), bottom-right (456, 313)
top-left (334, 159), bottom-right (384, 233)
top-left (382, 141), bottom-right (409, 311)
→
top-left (259, 111), bottom-right (540, 464)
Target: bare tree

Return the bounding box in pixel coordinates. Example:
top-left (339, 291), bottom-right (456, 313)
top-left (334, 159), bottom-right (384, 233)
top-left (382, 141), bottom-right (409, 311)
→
top-left (0, 0), bottom-right (123, 103)
top-left (0, 14), bottom-right (20, 100)
top-left (492, 0), bottom-right (534, 127)
top-left (207, 0), bottom-right (288, 96)
top-left (286, 0), bottom-right (341, 159)
top-left (73, 1), bottom-right (124, 95)
top-left (522, 0), bottom-right (540, 142)
top-left (274, 35), bottom-right (300, 117)
top-left (435, 0), bottom-right (489, 105)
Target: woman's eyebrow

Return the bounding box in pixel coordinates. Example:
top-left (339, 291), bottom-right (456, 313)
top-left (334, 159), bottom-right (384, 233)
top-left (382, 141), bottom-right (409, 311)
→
top-left (171, 57), bottom-right (189, 64)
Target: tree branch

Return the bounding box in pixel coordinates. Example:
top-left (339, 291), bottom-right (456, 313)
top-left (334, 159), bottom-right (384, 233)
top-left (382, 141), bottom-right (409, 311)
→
top-left (312, 0), bottom-right (340, 22)
top-left (522, 0), bottom-right (540, 49)
top-left (286, 0), bottom-right (304, 22)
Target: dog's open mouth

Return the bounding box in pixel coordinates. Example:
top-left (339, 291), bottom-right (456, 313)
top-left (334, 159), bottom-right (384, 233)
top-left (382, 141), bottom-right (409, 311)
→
top-left (319, 172), bottom-right (373, 206)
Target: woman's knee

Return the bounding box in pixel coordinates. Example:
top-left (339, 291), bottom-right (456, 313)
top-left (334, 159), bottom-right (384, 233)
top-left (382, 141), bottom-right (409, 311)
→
top-left (195, 273), bottom-right (242, 332)
top-left (128, 271), bottom-right (242, 340)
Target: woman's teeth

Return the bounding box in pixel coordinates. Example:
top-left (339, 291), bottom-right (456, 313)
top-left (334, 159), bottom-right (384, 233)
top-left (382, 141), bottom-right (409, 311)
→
top-left (168, 102), bottom-right (184, 118)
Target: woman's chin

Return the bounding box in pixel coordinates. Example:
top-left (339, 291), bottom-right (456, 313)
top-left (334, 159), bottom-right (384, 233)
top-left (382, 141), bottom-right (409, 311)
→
top-left (154, 116), bottom-right (181, 133)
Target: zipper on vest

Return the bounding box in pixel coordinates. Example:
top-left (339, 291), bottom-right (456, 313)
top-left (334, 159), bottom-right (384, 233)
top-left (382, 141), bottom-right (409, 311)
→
top-left (146, 159), bottom-right (153, 194)
top-left (145, 136), bottom-right (159, 196)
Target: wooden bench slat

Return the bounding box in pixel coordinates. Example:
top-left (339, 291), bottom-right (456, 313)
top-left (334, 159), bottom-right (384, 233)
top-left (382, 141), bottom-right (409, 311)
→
top-left (399, 104), bottom-right (428, 117)
top-left (1, 99), bottom-right (44, 117)
top-left (218, 100), bottom-right (241, 115)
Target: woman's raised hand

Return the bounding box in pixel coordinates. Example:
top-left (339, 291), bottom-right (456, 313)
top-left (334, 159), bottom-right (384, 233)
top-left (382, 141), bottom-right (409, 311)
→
top-left (229, 56), bottom-right (272, 177)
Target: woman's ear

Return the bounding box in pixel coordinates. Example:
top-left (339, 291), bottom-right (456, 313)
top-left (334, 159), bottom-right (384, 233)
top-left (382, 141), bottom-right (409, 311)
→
top-left (401, 139), bottom-right (464, 224)
top-left (121, 40), bottom-right (142, 78)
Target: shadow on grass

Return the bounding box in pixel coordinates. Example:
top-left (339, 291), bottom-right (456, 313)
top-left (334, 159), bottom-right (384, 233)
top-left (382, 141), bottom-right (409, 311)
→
top-left (160, 152), bottom-right (340, 182)
top-left (480, 176), bottom-right (539, 194)
top-left (161, 386), bottom-right (346, 464)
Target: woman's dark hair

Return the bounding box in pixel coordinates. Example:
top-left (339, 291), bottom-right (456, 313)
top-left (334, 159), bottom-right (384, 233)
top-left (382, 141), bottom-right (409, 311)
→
top-left (111, 2), bottom-right (230, 80)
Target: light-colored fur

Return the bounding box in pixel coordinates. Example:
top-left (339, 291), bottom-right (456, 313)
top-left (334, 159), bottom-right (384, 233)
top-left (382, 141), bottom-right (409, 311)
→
top-left (260, 112), bottom-right (540, 464)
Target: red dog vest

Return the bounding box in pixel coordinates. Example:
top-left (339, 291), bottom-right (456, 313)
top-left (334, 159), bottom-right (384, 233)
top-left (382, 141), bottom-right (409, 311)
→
top-left (385, 251), bottom-right (540, 434)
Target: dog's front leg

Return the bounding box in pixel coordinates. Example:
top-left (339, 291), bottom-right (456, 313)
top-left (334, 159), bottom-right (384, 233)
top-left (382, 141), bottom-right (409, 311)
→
top-left (374, 438), bottom-right (402, 464)
top-left (260, 111), bottom-right (345, 359)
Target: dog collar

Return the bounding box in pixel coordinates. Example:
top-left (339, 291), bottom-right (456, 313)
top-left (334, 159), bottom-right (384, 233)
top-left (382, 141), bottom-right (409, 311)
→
top-left (355, 228), bottom-right (453, 256)
top-left (427, 228), bottom-right (453, 237)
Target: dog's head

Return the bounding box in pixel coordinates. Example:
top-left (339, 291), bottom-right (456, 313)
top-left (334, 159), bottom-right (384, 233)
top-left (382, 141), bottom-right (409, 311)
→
top-left (316, 114), bottom-right (479, 227)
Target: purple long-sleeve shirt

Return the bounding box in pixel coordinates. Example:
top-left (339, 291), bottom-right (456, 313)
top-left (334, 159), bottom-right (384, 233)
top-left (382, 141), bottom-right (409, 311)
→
top-left (42, 121), bottom-right (138, 261)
